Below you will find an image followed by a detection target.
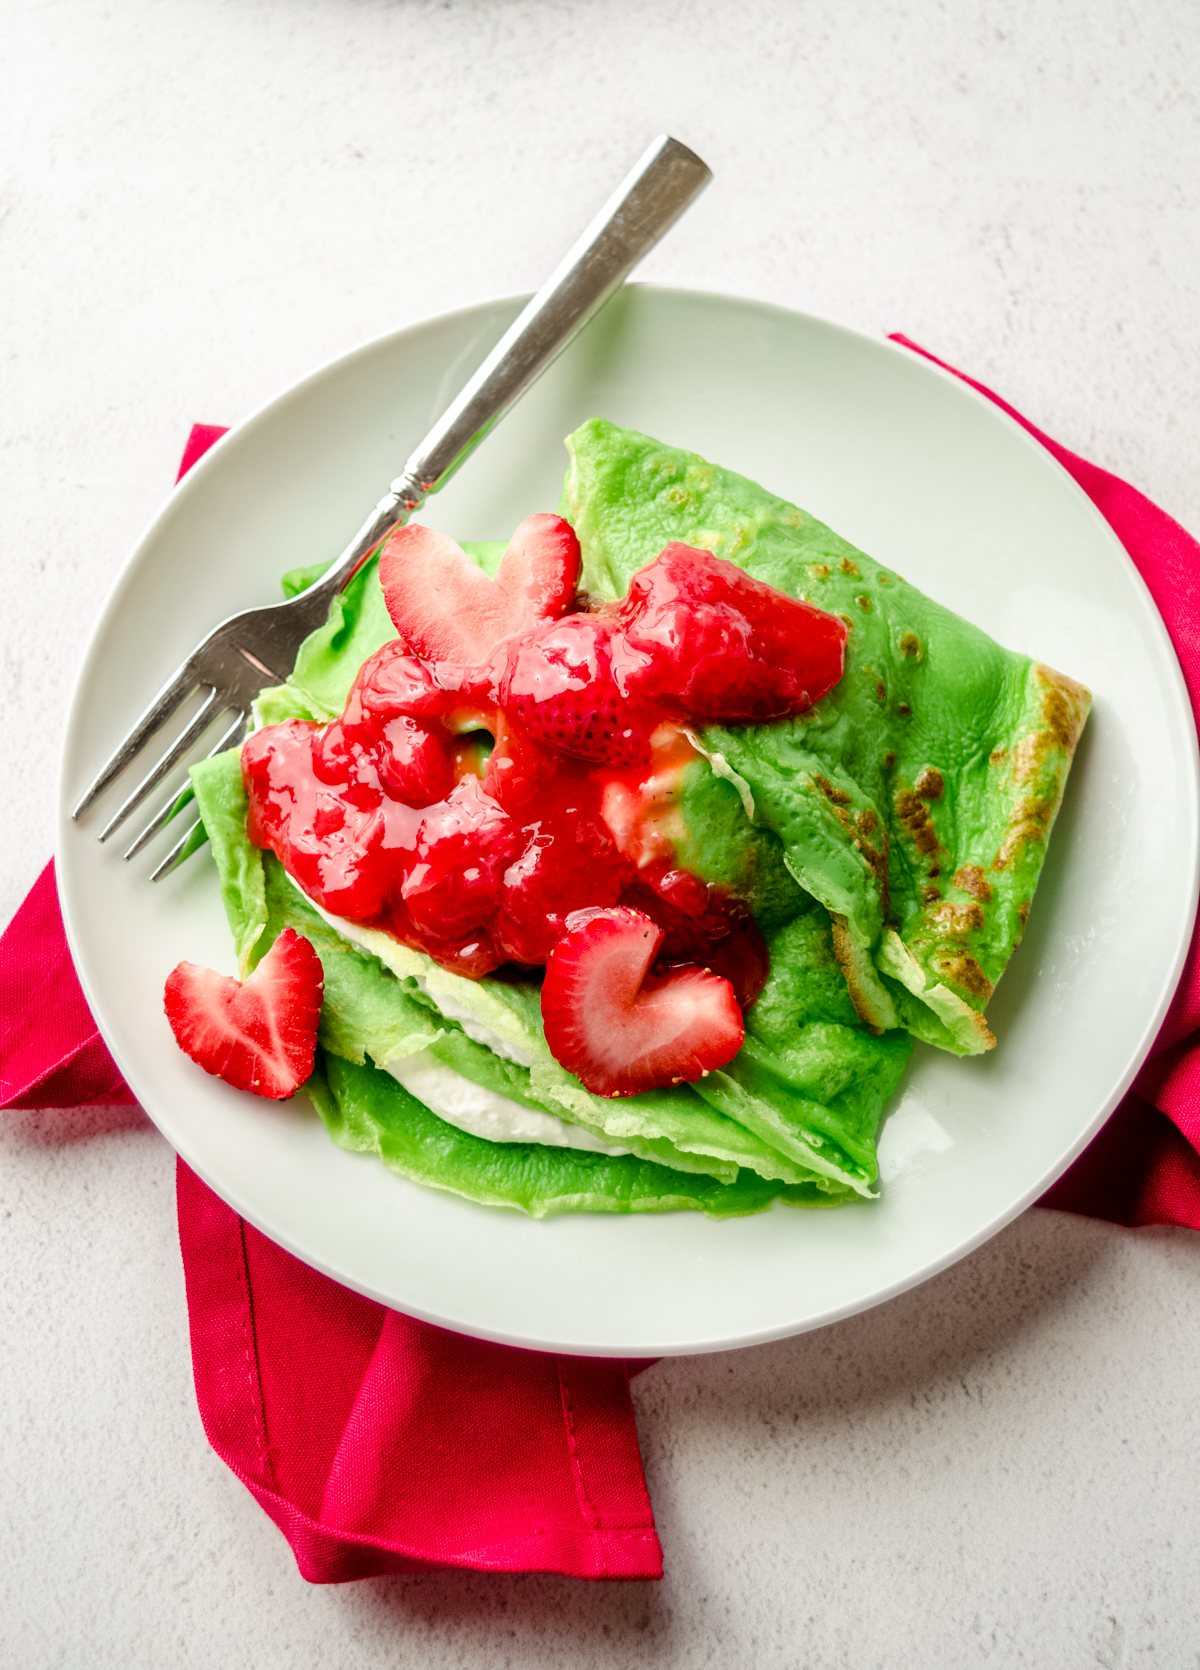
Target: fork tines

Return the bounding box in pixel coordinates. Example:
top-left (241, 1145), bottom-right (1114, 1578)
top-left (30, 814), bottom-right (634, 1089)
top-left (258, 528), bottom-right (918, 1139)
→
top-left (73, 655), bottom-right (250, 880)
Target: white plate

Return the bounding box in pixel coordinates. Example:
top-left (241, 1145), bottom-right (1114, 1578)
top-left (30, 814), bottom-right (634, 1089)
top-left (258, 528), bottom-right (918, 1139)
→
top-left (58, 287), bottom-right (1199, 1357)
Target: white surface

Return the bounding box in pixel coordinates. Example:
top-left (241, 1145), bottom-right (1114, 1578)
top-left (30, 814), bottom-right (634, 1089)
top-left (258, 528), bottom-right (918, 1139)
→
top-left (4, 0), bottom-right (1200, 1662)
top-left (56, 287), bottom-right (1199, 1355)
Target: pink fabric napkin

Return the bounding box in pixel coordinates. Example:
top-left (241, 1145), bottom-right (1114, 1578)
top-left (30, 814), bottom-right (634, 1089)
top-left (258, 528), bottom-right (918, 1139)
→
top-left (1, 856), bottom-right (661, 1584)
top-left (177, 1162), bottom-right (659, 1581)
top-left (4, 351), bottom-right (1200, 1582)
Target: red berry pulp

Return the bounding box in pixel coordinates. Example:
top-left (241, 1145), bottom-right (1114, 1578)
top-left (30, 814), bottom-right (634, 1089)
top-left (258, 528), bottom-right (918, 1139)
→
top-left (243, 537), bottom-right (846, 998)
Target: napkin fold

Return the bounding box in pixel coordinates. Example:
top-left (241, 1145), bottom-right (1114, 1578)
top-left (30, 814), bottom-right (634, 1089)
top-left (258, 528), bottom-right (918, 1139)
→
top-left (177, 1162), bottom-right (659, 1581)
top-left (4, 353), bottom-right (1199, 1582)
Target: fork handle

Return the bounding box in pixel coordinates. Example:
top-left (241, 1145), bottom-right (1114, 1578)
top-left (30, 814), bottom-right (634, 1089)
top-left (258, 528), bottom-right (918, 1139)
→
top-left (299, 134), bottom-right (711, 612)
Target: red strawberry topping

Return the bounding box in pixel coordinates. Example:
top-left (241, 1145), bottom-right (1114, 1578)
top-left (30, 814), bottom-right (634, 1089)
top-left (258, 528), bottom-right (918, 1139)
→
top-left (400, 778), bottom-right (520, 943)
top-left (616, 543), bottom-right (847, 721)
top-left (164, 927), bottom-right (323, 1099)
top-left (620, 863), bottom-right (770, 1010)
top-left (497, 614), bottom-right (655, 767)
top-left (379, 514), bottom-right (580, 665)
top-left (493, 809), bottom-right (635, 965)
top-left (242, 529), bottom-right (848, 1048)
top-left (540, 907), bottom-right (745, 1097)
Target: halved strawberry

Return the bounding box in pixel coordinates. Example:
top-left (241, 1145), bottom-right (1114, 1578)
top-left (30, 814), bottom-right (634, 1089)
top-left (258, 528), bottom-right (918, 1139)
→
top-left (401, 777), bottom-right (520, 941)
top-left (379, 513), bottom-right (581, 665)
top-left (496, 614), bottom-right (654, 766)
top-left (164, 928), bottom-right (323, 1100)
top-left (540, 907), bottom-right (744, 1097)
top-left (373, 715), bottom-right (455, 806)
top-left (618, 543), bottom-right (847, 721)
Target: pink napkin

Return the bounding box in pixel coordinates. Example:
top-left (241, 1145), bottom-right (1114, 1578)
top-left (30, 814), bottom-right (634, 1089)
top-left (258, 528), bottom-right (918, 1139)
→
top-left (177, 1162), bottom-right (658, 1580)
top-left (1, 861), bottom-right (661, 1583)
top-left (4, 353), bottom-right (1199, 1582)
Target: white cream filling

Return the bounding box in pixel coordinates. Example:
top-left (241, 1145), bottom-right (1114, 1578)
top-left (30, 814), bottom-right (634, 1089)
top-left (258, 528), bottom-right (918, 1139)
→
top-left (384, 1050), bottom-right (626, 1154)
top-left (285, 874), bottom-right (627, 1154)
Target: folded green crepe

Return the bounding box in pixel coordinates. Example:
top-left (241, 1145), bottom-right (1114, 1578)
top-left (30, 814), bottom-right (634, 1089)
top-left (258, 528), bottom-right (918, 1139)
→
top-left (565, 420), bottom-right (1091, 1055)
top-left (188, 418), bottom-right (1087, 1218)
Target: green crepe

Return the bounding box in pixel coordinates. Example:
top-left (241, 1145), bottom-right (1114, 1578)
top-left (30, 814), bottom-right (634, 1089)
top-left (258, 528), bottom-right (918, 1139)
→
top-left (564, 420), bottom-right (1091, 1055)
top-left (187, 417), bottom-right (1085, 1217)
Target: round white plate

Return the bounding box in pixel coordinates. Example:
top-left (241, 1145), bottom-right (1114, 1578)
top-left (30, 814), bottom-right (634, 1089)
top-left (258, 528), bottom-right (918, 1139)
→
top-left (58, 287), bottom-right (1199, 1357)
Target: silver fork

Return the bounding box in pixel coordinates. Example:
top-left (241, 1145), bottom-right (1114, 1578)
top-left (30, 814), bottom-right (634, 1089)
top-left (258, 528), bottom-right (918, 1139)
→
top-left (72, 135), bottom-right (711, 879)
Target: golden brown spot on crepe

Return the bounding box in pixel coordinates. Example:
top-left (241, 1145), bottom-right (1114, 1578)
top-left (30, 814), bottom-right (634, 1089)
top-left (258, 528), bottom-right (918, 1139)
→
top-left (929, 900), bottom-right (986, 935)
top-left (884, 752), bottom-right (896, 770)
top-left (895, 785), bottom-right (943, 858)
top-left (1036, 664), bottom-right (1091, 756)
top-left (839, 614), bottom-right (854, 631)
top-left (1011, 732), bottom-right (1043, 785)
top-left (989, 747), bottom-right (1007, 769)
top-left (1017, 900), bottom-right (1031, 936)
top-left (953, 865), bottom-right (994, 903)
top-left (876, 680), bottom-right (887, 703)
top-left (840, 556), bottom-right (860, 578)
top-left (857, 595), bottom-right (872, 612)
top-left (993, 804), bottom-right (1055, 869)
top-left (915, 768), bottom-right (944, 801)
top-left (854, 808), bottom-right (889, 903)
top-left (920, 882), bottom-right (942, 904)
top-left (858, 826), bottom-right (890, 919)
top-left (829, 916), bottom-right (890, 1033)
top-left (1007, 673), bottom-right (1092, 796)
top-left (897, 703), bottom-right (912, 718)
top-left (933, 952), bottom-right (994, 1001)
top-left (815, 780), bottom-right (890, 918)
top-left (927, 864), bottom-right (940, 878)
top-left (809, 562), bottom-right (830, 579)
top-left (814, 775), bottom-right (852, 807)
top-left (899, 631), bottom-right (921, 658)
top-left (991, 667), bottom-right (1093, 871)
top-left (879, 574), bottom-right (891, 584)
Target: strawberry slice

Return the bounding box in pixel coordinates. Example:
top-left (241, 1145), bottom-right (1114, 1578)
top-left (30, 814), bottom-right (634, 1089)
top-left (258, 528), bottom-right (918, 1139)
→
top-left (164, 928), bottom-right (323, 1100)
top-left (379, 513), bottom-right (581, 665)
top-left (540, 907), bottom-right (744, 1097)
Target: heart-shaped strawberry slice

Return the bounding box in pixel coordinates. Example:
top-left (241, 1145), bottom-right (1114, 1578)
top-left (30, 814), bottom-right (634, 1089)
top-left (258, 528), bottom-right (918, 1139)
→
top-left (164, 927), bottom-right (323, 1099)
top-left (379, 513), bottom-right (581, 666)
top-left (540, 907), bottom-right (745, 1097)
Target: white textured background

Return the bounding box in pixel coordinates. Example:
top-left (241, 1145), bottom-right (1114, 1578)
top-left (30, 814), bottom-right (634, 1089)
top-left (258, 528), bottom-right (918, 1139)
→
top-left (3, 1), bottom-right (1200, 1665)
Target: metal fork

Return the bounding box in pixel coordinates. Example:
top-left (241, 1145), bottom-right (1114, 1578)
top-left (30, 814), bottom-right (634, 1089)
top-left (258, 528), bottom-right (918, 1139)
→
top-left (72, 135), bottom-right (711, 879)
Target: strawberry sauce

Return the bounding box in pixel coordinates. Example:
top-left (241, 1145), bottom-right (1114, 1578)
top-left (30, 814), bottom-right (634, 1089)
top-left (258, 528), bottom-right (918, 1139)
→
top-left (243, 540), bottom-right (846, 1003)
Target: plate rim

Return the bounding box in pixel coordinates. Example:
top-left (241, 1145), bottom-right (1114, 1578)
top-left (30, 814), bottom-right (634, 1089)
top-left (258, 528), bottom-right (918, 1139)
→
top-left (56, 284), bottom-right (1200, 1356)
